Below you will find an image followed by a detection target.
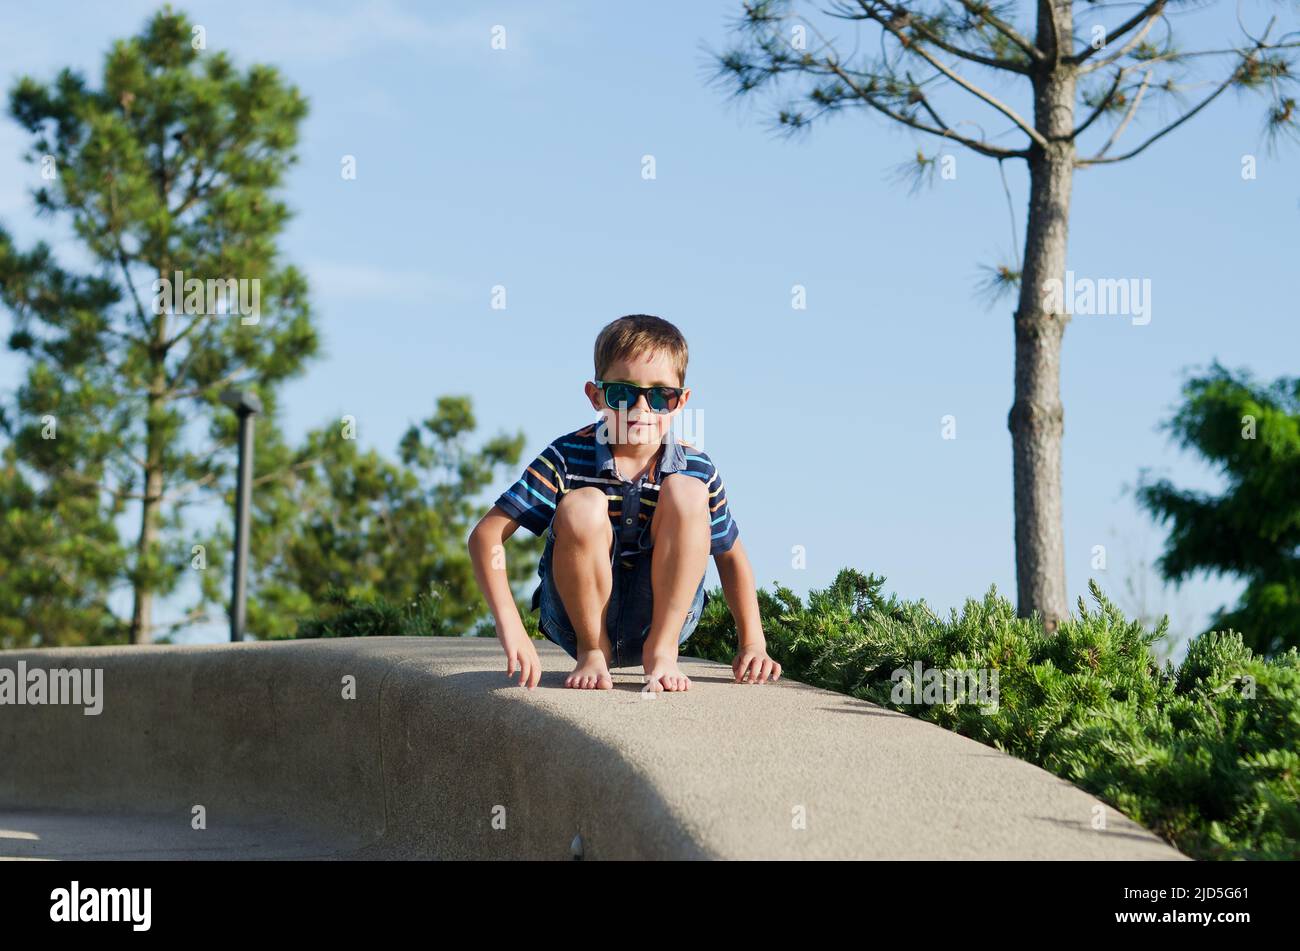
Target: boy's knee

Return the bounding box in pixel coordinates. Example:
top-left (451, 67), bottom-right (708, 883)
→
top-left (659, 473), bottom-right (708, 517)
top-left (553, 487), bottom-right (612, 542)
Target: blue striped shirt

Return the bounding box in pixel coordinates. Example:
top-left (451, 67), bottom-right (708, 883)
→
top-left (493, 419), bottom-right (740, 564)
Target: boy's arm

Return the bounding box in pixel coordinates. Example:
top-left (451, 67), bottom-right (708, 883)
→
top-left (714, 539), bottom-right (781, 683)
top-left (468, 504), bottom-right (541, 689)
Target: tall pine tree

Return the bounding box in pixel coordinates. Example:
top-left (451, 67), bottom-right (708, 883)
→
top-left (711, 1), bottom-right (1299, 629)
top-left (0, 7), bottom-right (317, 643)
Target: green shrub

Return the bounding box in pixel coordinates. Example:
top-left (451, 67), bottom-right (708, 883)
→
top-left (291, 586), bottom-right (538, 640)
top-left (690, 568), bottom-right (1300, 860)
top-left (291, 587), bottom-right (450, 639)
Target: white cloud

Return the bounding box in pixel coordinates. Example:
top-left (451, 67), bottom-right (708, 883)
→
top-left (224, 0), bottom-right (446, 63)
top-left (306, 261), bottom-right (470, 304)
top-left (0, 0), bottom-right (540, 76)
top-left (218, 0), bottom-right (545, 65)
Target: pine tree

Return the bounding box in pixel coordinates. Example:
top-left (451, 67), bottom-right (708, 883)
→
top-left (0, 7), bottom-right (318, 643)
top-left (711, 1), bottom-right (1299, 629)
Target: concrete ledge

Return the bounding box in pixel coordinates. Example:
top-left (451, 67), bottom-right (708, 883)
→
top-left (0, 638), bottom-right (1185, 859)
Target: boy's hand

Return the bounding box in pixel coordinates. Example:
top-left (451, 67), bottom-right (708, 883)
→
top-left (503, 630), bottom-right (542, 689)
top-left (732, 645), bottom-right (781, 684)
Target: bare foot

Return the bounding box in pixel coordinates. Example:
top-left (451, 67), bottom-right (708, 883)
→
top-left (642, 653), bottom-right (691, 692)
top-left (565, 648), bottom-right (614, 689)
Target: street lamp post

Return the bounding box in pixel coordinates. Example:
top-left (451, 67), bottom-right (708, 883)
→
top-left (220, 388), bottom-right (263, 642)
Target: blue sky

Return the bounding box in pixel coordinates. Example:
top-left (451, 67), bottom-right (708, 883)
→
top-left (2, 1), bottom-right (1296, 652)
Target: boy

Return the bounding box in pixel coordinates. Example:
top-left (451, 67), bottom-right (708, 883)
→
top-left (468, 314), bottom-right (781, 693)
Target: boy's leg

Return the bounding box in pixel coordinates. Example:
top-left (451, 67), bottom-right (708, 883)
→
top-left (550, 487), bottom-right (616, 689)
top-left (644, 474), bottom-right (710, 691)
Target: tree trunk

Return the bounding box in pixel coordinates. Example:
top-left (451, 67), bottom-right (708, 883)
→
top-left (128, 464), bottom-right (163, 644)
top-left (1010, 4), bottom-right (1074, 631)
top-left (129, 307), bottom-right (168, 645)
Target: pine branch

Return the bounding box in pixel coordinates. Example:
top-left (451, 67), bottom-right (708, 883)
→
top-left (851, 2), bottom-right (1048, 147)
top-left (835, 1), bottom-right (1032, 73)
top-left (1070, 1), bottom-right (1168, 68)
top-left (821, 58), bottom-right (1029, 158)
top-left (1071, 67), bottom-right (1127, 139)
top-left (1077, 5), bottom-right (1165, 75)
top-left (953, 0), bottom-right (1044, 63)
top-left (1077, 63), bottom-right (1237, 165)
top-left (1092, 69), bottom-right (1152, 159)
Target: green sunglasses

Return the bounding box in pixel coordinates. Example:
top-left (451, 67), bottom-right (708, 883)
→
top-left (594, 379), bottom-right (684, 414)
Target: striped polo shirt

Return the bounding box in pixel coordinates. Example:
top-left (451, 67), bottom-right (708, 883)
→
top-left (493, 419), bottom-right (740, 567)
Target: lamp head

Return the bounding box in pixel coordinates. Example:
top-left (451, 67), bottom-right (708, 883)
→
top-left (220, 388), bottom-right (263, 415)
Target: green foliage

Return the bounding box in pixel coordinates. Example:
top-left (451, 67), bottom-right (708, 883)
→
top-left (204, 395), bottom-right (544, 640)
top-left (0, 2), bottom-right (539, 646)
top-left (0, 448), bottom-right (125, 648)
top-left (293, 585), bottom-right (540, 641)
top-left (295, 587), bottom-right (454, 639)
top-left (692, 568), bottom-right (1300, 860)
top-left (1137, 363), bottom-right (1300, 654)
top-left (0, 6), bottom-right (317, 642)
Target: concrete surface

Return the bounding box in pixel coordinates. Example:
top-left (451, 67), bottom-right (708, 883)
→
top-left (0, 638), bottom-right (1186, 860)
top-left (0, 810), bottom-right (362, 861)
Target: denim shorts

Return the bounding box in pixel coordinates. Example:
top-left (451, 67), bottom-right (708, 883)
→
top-left (533, 524), bottom-right (709, 668)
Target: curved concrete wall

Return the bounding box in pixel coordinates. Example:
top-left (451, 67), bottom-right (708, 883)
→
top-left (0, 638), bottom-right (1184, 859)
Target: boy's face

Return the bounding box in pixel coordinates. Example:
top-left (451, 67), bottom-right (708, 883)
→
top-left (584, 348), bottom-right (690, 449)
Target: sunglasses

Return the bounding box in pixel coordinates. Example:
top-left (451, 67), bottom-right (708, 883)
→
top-left (594, 379), bottom-right (684, 414)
